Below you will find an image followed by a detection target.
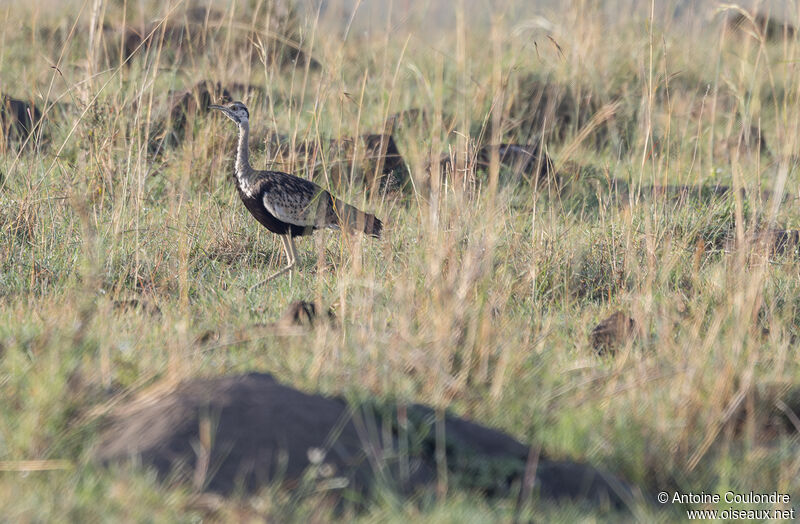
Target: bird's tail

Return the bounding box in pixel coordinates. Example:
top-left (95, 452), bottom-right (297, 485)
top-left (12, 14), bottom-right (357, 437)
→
top-left (331, 199), bottom-right (383, 238)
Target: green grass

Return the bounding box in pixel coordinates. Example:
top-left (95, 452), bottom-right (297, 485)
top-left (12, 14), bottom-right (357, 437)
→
top-left (1, 0), bottom-right (799, 520)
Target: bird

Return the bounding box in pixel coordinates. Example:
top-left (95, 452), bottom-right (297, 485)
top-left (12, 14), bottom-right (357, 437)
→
top-left (209, 101), bottom-right (383, 290)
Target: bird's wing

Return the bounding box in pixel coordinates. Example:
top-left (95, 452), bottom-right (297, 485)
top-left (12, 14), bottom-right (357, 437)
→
top-left (260, 171), bottom-right (330, 227)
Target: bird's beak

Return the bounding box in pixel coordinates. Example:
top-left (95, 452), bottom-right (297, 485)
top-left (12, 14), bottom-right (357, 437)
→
top-left (208, 104), bottom-right (234, 122)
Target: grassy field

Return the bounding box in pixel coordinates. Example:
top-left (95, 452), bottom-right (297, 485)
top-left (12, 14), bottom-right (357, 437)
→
top-left (1, 0), bottom-right (800, 520)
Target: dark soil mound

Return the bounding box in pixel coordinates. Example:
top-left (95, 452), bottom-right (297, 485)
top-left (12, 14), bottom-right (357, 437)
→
top-left (590, 311), bottom-right (638, 356)
top-left (278, 300), bottom-right (334, 327)
top-left (508, 76), bottom-right (634, 150)
top-left (1, 94), bottom-right (43, 147)
top-left (714, 123), bottom-right (770, 161)
top-left (725, 383), bottom-right (800, 441)
top-left (386, 108), bottom-right (458, 136)
top-left (114, 3), bottom-right (315, 69)
top-left (606, 180), bottom-right (777, 208)
top-left (476, 143), bottom-right (555, 186)
top-left (150, 81), bottom-right (232, 152)
top-left (265, 133), bottom-right (409, 193)
top-left (95, 373), bottom-right (634, 508)
top-left (727, 12), bottom-right (795, 41)
top-left (734, 229), bottom-right (800, 257)
top-left (430, 141), bottom-right (557, 193)
top-left (116, 7), bottom-right (225, 64)
top-left (760, 229), bottom-right (800, 256)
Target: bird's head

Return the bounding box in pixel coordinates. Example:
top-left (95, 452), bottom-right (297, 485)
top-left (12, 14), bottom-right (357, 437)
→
top-left (209, 101), bottom-right (249, 125)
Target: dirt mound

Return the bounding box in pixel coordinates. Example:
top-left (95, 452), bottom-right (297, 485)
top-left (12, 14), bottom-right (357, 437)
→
top-left (149, 81), bottom-right (233, 152)
top-left (114, 6), bottom-right (224, 64)
top-left (606, 180), bottom-right (777, 208)
top-left (726, 12), bottom-right (795, 41)
top-left (429, 141), bottom-right (557, 193)
top-left (265, 133), bottom-right (409, 193)
top-left (714, 123), bottom-right (769, 161)
top-left (278, 300), bottom-right (334, 328)
top-left (477, 143), bottom-right (555, 186)
top-left (1, 94), bottom-right (43, 148)
top-left (386, 108), bottom-right (458, 136)
top-left (590, 311), bottom-right (638, 356)
top-left (732, 229), bottom-right (800, 257)
top-left (638, 184), bottom-right (734, 203)
top-left (725, 383), bottom-right (800, 442)
top-left (112, 297), bottom-right (162, 316)
top-left (508, 76), bottom-right (633, 150)
top-left (95, 373), bottom-right (633, 507)
top-left (112, 3), bottom-right (316, 69)
top-left (759, 229), bottom-right (800, 256)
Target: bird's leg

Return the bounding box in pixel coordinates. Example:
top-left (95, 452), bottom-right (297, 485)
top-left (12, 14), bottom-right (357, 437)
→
top-left (248, 235), bottom-right (296, 291)
top-left (287, 234), bottom-right (297, 287)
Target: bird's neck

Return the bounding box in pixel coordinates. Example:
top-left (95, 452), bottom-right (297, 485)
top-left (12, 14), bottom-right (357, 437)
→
top-left (235, 121), bottom-right (251, 177)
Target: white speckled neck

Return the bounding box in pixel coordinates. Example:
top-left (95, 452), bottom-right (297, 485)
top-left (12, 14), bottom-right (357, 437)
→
top-left (235, 121), bottom-right (255, 196)
top-left (235, 120), bottom-right (251, 175)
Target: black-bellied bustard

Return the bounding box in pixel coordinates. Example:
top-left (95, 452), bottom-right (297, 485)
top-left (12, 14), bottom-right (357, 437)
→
top-left (209, 101), bottom-right (383, 290)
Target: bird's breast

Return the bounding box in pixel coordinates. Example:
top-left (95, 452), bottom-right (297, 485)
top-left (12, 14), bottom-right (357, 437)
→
top-left (235, 170), bottom-right (257, 198)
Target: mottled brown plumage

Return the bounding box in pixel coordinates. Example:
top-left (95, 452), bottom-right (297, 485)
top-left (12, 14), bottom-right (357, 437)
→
top-left (210, 101), bottom-right (383, 288)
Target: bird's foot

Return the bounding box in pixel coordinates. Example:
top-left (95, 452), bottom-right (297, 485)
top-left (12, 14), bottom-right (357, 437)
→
top-left (248, 263), bottom-right (295, 292)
